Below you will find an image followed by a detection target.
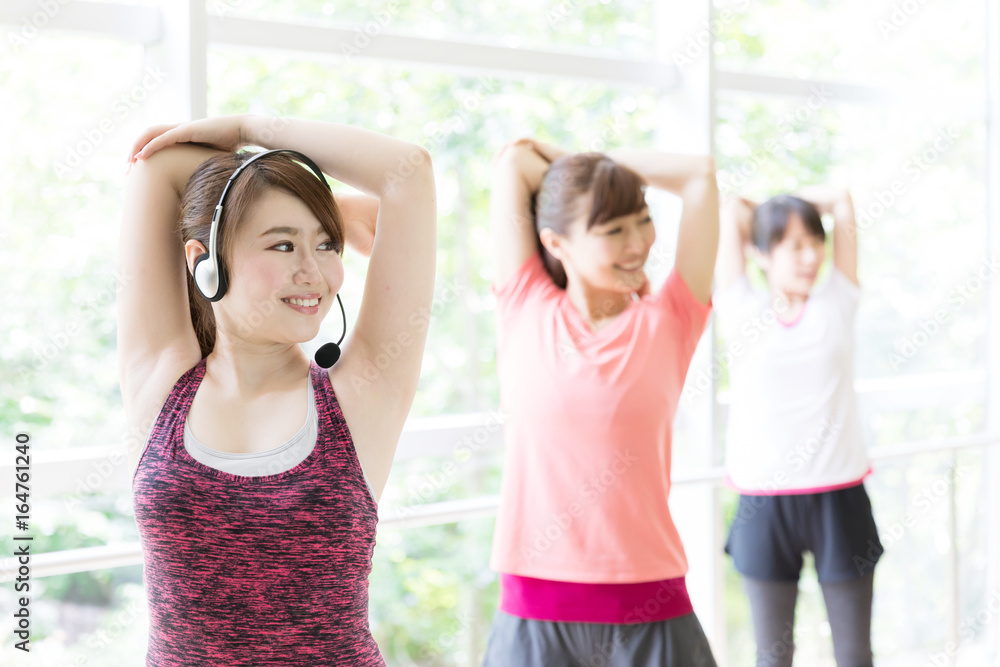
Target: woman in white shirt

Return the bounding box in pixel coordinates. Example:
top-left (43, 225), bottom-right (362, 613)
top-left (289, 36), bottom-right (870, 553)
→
top-left (712, 188), bottom-right (882, 667)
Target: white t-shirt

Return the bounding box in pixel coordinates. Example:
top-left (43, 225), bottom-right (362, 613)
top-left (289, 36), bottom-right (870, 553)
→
top-left (712, 267), bottom-right (870, 494)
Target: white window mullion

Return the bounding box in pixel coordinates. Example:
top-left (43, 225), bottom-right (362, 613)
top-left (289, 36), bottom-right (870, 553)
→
top-left (984, 0), bottom-right (1000, 661)
top-left (205, 13), bottom-right (678, 88)
top-left (143, 0), bottom-right (207, 123)
top-left (652, 0), bottom-right (724, 655)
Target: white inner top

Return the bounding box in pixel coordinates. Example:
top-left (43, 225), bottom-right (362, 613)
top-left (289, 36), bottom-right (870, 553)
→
top-left (183, 378), bottom-right (376, 502)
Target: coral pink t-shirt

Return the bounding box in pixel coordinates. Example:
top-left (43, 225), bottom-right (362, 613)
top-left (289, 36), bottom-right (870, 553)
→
top-left (488, 252), bottom-right (712, 583)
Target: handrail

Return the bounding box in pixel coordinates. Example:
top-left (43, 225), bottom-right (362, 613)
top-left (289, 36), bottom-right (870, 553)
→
top-left (2, 431), bottom-right (996, 582)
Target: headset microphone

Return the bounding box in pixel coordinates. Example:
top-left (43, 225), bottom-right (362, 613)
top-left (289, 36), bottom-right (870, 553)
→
top-left (192, 148), bottom-right (348, 368)
top-left (314, 291), bottom-right (347, 369)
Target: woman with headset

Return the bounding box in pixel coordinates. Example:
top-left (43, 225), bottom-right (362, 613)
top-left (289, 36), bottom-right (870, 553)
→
top-left (120, 114), bottom-right (435, 664)
top-left (482, 137), bottom-right (720, 666)
top-left (713, 188), bottom-right (881, 667)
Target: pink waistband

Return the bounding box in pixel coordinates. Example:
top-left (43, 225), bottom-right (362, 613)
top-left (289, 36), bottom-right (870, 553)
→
top-left (725, 467), bottom-right (872, 496)
top-left (499, 573), bottom-right (693, 624)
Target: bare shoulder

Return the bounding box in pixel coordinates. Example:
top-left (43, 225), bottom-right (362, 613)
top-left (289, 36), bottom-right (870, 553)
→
top-left (122, 345), bottom-right (202, 474)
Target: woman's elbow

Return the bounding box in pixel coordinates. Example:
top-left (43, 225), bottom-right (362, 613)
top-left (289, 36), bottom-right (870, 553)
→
top-left (696, 154), bottom-right (717, 180)
top-left (405, 145), bottom-right (433, 175)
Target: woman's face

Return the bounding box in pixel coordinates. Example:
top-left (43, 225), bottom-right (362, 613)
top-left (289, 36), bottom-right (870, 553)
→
top-left (760, 212), bottom-right (825, 296)
top-left (548, 205), bottom-right (656, 295)
top-left (211, 188), bottom-right (344, 345)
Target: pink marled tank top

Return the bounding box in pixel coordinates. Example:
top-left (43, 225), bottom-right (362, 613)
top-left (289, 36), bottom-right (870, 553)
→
top-left (131, 357), bottom-right (384, 666)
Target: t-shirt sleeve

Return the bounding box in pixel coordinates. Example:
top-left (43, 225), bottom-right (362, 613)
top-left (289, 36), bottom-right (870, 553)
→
top-left (814, 266), bottom-right (861, 322)
top-left (711, 274), bottom-right (760, 339)
top-left (490, 252), bottom-right (558, 328)
top-left (712, 274), bottom-right (754, 320)
top-left (652, 267), bottom-right (713, 364)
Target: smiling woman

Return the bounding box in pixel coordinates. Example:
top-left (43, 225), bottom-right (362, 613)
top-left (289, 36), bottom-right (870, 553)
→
top-left (482, 137), bottom-right (720, 667)
top-left (117, 114), bottom-right (436, 666)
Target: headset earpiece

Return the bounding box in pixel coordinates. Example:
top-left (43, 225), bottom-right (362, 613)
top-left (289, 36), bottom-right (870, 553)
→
top-left (193, 251), bottom-right (227, 302)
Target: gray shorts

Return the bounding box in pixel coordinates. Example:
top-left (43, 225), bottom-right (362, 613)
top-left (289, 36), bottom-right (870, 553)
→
top-left (481, 609), bottom-right (719, 667)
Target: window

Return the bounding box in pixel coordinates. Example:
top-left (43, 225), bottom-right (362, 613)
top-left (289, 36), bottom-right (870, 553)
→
top-left (2, 1), bottom-right (997, 664)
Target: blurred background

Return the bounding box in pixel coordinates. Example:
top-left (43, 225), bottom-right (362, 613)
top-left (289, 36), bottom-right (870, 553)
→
top-left (0, 0), bottom-right (998, 665)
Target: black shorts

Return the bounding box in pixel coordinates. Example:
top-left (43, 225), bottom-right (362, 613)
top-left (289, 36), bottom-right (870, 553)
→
top-left (724, 482), bottom-right (883, 583)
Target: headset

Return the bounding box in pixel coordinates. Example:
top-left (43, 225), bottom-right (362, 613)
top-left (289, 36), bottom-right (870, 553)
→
top-left (192, 148), bottom-right (346, 368)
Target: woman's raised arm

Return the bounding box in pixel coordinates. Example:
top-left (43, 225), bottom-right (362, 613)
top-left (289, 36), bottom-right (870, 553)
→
top-left (117, 143), bottom-right (225, 414)
top-left (489, 139), bottom-right (553, 288)
top-left (795, 185), bottom-right (858, 286)
top-left (715, 196), bottom-right (755, 293)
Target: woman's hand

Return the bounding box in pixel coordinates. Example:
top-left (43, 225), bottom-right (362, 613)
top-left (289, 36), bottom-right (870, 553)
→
top-left (494, 139), bottom-right (551, 195)
top-left (526, 139), bottom-right (569, 164)
top-left (495, 137), bottom-right (569, 167)
top-left (722, 196), bottom-right (756, 241)
top-left (493, 137), bottom-right (533, 166)
top-left (793, 185), bottom-right (850, 216)
top-left (126, 115), bottom-right (251, 168)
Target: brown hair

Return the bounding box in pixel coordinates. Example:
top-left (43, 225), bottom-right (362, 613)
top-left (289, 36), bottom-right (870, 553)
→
top-left (533, 153), bottom-right (647, 289)
top-left (179, 151), bottom-right (344, 359)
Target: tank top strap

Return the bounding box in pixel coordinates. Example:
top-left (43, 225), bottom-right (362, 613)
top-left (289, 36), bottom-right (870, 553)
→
top-left (309, 361), bottom-right (372, 504)
top-left (310, 360), bottom-right (348, 449)
top-left (175, 356), bottom-right (208, 413)
top-left (130, 357), bottom-right (207, 483)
